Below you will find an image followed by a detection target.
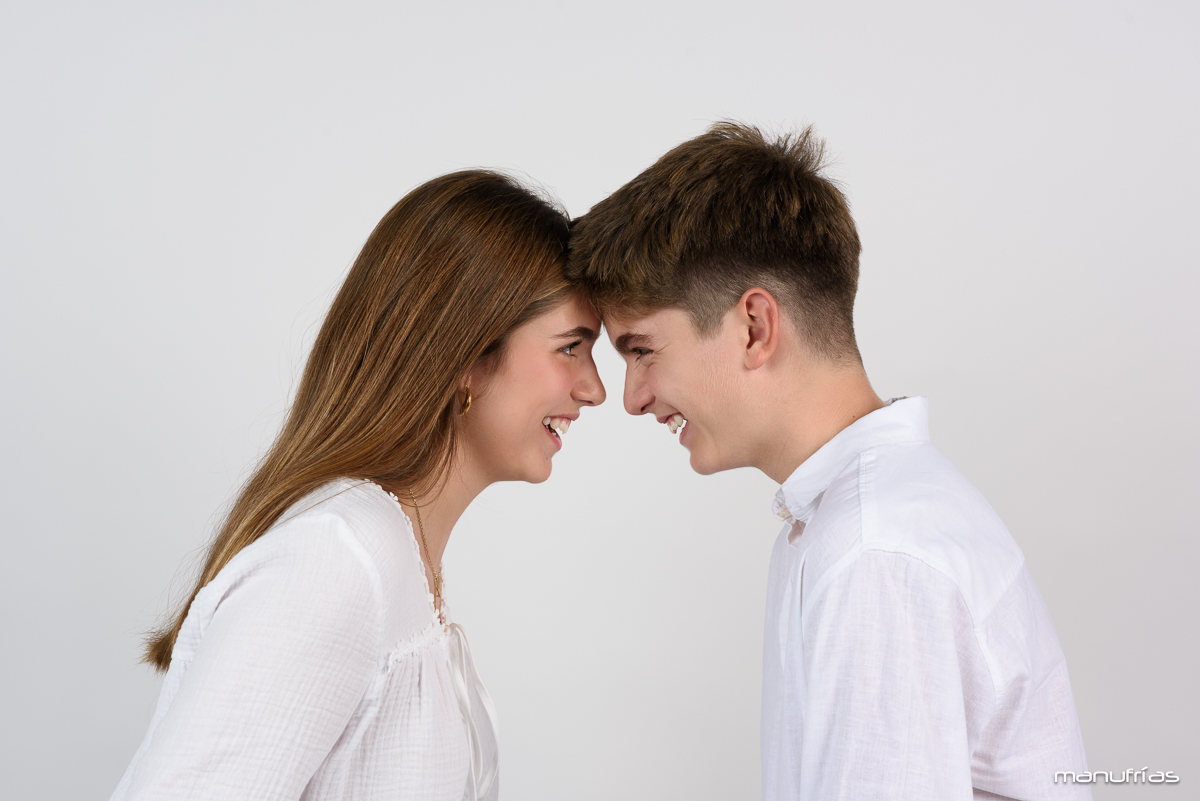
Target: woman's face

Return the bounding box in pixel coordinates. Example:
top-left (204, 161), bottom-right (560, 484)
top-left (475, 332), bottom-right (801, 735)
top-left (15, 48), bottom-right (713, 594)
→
top-left (460, 292), bottom-right (606, 485)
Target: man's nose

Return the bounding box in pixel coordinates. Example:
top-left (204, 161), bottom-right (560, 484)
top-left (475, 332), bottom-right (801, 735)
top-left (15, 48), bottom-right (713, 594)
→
top-left (623, 367), bottom-right (652, 415)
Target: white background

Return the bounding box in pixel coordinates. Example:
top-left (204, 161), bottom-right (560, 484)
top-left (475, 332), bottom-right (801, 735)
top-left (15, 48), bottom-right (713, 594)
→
top-left (2, 2), bottom-right (1196, 799)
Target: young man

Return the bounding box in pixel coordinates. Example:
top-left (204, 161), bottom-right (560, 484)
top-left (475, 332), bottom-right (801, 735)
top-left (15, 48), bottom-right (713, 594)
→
top-left (567, 123), bottom-right (1090, 800)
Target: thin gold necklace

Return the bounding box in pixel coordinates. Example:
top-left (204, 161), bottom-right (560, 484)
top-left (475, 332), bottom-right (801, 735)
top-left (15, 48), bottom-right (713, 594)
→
top-left (408, 490), bottom-right (443, 607)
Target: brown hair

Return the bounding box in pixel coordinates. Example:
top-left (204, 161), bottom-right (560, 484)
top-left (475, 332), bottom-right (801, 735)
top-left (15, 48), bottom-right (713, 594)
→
top-left (144, 170), bottom-right (572, 671)
top-left (567, 121), bottom-right (862, 362)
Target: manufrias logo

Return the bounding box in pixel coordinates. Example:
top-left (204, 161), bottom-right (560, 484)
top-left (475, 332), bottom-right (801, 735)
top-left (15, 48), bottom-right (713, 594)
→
top-left (1055, 768), bottom-right (1179, 785)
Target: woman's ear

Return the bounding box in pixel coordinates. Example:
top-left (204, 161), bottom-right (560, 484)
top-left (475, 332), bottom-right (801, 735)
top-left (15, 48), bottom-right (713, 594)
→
top-left (463, 351), bottom-right (496, 403)
top-left (740, 287), bottom-right (780, 370)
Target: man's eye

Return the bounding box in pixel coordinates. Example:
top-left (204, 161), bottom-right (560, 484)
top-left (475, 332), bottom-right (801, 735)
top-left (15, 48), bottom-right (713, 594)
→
top-left (632, 348), bottom-right (651, 360)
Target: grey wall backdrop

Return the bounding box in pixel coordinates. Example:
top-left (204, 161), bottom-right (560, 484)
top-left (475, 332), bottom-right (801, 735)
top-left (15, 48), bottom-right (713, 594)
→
top-left (2, 2), bottom-right (1196, 799)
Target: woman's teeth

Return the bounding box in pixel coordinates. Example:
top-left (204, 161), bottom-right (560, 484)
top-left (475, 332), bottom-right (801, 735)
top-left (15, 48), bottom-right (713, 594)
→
top-left (542, 416), bottom-right (571, 435)
top-left (666, 413), bottom-right (686, 434)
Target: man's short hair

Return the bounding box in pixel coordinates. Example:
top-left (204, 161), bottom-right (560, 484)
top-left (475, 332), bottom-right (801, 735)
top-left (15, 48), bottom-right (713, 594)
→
top-left (567, 121), bottom-right (862, 363)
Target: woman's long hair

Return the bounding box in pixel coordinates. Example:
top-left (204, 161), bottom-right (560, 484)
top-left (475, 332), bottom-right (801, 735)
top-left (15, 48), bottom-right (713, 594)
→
top-left (145, 170), bottom-right (573, 671)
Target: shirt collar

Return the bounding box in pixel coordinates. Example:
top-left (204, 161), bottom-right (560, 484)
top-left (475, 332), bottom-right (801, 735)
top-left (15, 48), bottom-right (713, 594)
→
top-left (772, 396), bottom-right (930, 524)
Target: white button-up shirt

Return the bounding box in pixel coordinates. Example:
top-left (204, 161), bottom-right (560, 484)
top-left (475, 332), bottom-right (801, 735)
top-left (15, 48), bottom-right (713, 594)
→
top-left (762, 397), bottom-right (1090, 800)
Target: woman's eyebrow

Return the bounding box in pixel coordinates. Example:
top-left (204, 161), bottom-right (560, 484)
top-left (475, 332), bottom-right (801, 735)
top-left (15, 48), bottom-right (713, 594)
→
top-left (554, 326), bottom-right (598, 342)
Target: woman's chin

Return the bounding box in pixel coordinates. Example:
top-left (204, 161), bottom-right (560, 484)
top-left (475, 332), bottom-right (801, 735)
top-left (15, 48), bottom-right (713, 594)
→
top-left (525, 460), bottom-right (553, 484)
top-left (501, 455), bottom-right (554, 485)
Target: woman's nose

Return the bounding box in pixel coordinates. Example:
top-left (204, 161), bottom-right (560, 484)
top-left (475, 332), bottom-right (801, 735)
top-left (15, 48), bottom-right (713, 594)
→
top-left (574, 359), bottom-right (606, 406)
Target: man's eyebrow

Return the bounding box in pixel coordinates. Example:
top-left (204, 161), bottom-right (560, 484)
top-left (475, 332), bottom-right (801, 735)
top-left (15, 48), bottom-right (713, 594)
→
top-left (613, 331), bottom-right (652, 354)
top-left (554, 326), bottom-right (598, 342)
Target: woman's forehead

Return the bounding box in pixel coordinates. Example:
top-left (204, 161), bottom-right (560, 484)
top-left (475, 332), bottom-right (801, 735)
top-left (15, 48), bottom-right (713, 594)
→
top-left (526, 293), bottom-right (601, 336)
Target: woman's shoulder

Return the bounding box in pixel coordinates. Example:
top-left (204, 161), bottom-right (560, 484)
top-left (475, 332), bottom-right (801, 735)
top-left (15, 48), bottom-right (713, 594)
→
top-left (298, 479), bottom-right (429, 579)
top-left (219, 479), bottom-right (397, 582)
top-left (187, 480), bottom-right (436, 653)
top-left (273, 479), bottom-right (440, 651)
top-left (272, 478), bottom-right (404, 548)
top-left (269, 478), bottom-right (430, 594)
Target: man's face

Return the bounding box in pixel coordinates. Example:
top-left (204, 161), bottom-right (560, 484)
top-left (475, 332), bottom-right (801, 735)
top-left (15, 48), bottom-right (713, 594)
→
top-left (606, 307), bottom-right (755, 475)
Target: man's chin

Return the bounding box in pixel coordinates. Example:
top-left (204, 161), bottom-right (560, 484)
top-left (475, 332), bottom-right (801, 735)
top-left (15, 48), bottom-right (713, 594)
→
top-left (687, 447), bottom-right (724, 476)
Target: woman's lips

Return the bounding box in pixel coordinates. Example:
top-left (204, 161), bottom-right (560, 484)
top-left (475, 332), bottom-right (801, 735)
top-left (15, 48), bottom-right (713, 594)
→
top-left (542, 416), bottom-right (572, 450)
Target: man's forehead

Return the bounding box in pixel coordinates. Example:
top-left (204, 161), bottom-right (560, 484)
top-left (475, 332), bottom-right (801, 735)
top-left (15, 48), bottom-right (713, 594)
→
top-left (602, 315), bottom-right (646, 338)
top-left (603, 312), bottom-right (653, 343)
top-left (602, 307), bottom-right (685, 336)
top-left (603, 307), bottom-right (692, 352)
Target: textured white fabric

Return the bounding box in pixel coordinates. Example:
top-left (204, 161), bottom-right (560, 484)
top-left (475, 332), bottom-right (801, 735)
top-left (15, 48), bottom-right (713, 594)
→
top-left (762, 397), bottom-right (1090, 801)
top-left (111, 479), bottom-right (498, 801)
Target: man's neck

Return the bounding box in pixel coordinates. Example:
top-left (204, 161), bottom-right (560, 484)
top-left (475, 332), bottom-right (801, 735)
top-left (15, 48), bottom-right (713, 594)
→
top-left (756, 365), bottom-right (884, 485)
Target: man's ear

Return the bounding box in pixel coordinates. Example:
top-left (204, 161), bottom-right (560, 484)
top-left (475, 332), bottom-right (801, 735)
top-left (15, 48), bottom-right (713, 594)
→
top-left (740, 287), bottom-right (780, 370)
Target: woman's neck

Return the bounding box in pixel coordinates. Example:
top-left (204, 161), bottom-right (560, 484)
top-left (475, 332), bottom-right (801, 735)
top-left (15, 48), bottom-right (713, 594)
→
top-left (384, 457), bottom-right (486, 572)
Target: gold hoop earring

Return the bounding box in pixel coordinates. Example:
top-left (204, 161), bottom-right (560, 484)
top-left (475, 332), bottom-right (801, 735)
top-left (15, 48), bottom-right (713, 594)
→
top-left (458, 387), bottom-right (472, 416)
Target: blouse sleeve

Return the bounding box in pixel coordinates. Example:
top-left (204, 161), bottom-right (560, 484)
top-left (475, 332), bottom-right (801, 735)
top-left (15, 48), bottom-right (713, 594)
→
top-left (120, 516), bottom-right (383, 801)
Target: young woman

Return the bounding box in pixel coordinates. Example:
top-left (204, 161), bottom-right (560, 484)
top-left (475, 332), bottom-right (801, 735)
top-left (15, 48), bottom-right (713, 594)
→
top-left (111, 171), bottom-right (605, 801)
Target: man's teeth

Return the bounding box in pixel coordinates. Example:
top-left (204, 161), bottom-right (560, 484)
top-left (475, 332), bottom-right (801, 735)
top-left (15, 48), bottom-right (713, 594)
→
top-left (541, 416), bottom-right (571, 435)
top-left (666, 413), bottom-right (686, 434)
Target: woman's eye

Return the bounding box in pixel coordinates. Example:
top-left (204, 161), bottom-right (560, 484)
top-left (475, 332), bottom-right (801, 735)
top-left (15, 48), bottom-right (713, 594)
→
top-left (560, 340), bottom-right (582, 356)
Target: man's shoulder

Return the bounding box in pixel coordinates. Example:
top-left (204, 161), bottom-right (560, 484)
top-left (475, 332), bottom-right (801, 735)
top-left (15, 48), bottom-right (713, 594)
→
top-left (789, 441), bottom-right (1025, 616)
top-left (850, 440), bottom-right (1026, 617)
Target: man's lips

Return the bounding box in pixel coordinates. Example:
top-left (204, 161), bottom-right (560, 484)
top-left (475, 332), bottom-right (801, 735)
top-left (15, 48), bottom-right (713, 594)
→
top-left (660, 412), bottom-right (686, 434)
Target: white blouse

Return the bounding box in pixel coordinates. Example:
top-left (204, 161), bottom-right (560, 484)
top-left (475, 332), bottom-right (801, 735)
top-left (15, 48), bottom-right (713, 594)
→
top-left (111, 479), bottom-right (499, 801)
